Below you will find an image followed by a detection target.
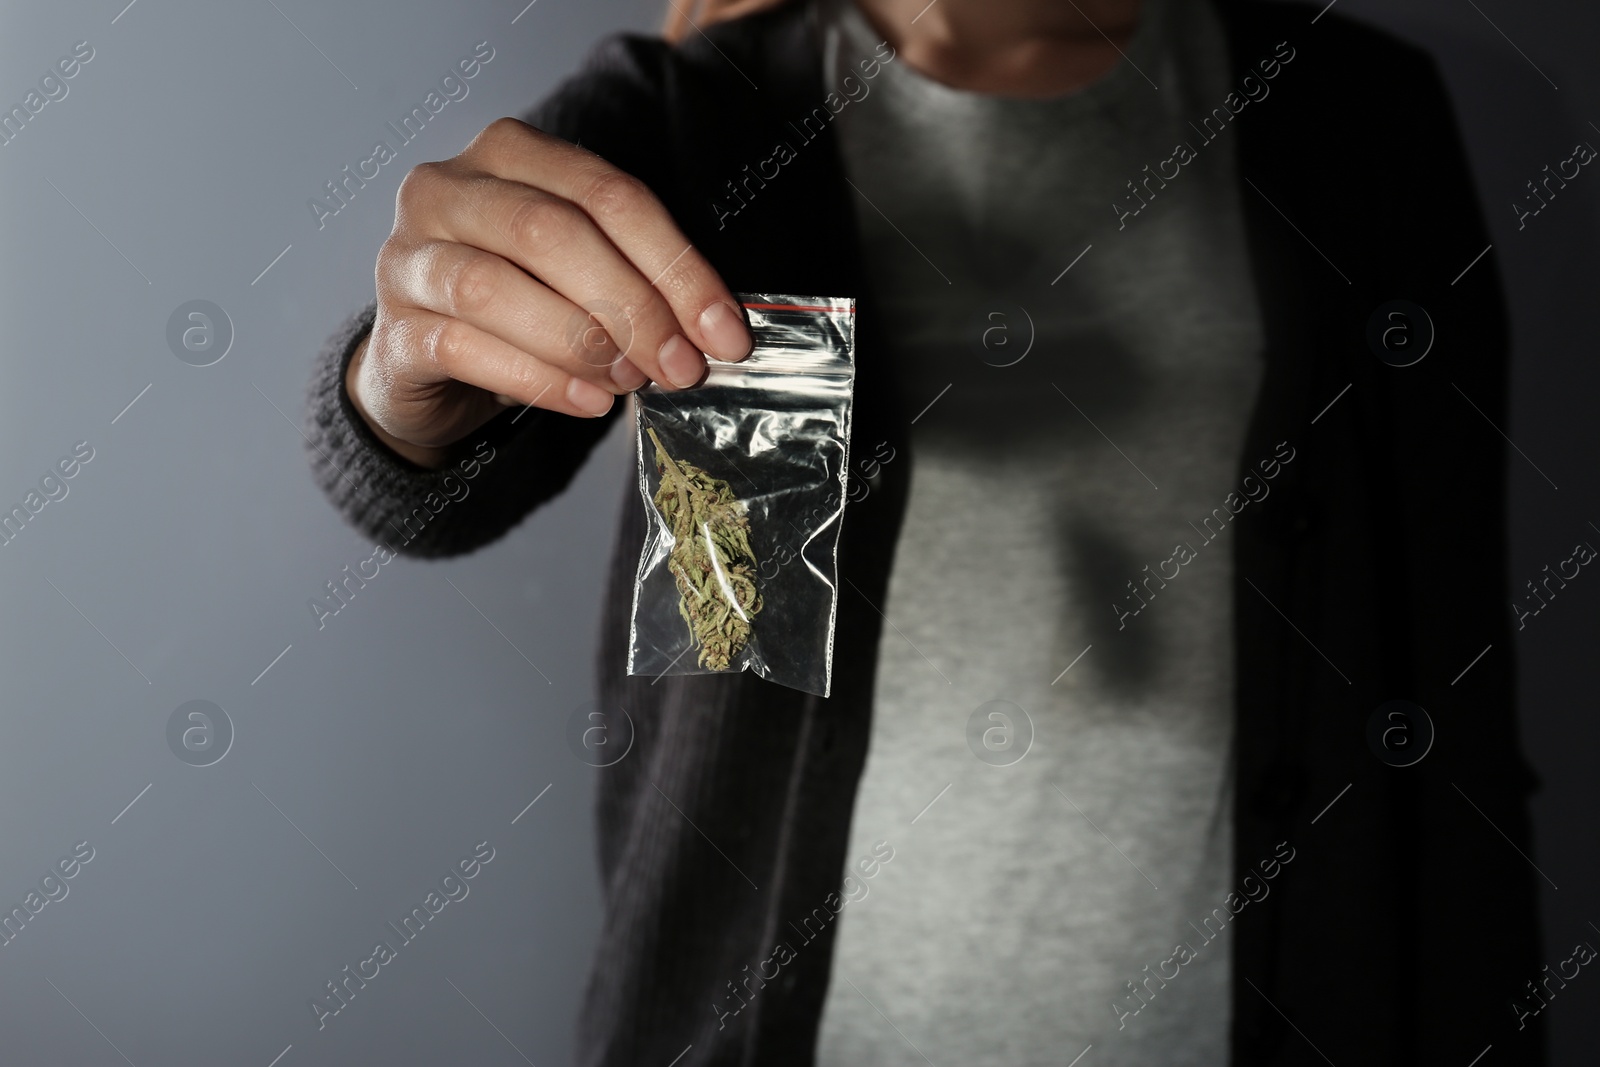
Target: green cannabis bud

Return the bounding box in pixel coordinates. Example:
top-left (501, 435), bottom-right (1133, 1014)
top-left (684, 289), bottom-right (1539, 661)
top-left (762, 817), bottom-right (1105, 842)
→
top-left (646, 427), bottom-right (763, 671)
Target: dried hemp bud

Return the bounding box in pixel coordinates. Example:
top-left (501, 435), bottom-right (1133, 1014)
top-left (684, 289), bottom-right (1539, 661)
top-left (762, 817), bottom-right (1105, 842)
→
top-left (646, 427), bottom-right (763, 670)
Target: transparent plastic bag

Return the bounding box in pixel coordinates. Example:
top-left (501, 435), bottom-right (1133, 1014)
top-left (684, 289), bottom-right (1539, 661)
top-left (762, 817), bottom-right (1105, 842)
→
top-left (627, 294), bottom-right (857, 697)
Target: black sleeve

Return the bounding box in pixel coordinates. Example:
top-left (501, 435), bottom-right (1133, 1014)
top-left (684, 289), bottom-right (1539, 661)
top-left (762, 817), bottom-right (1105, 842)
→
top-left (1360, 38), bottom-right (1548, 1059)
top-left (300, 33), bottom-right (675, 559)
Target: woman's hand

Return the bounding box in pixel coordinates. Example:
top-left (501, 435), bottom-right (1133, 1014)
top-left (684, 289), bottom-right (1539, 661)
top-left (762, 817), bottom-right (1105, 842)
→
top-left (346, 117), bottom-right (752, 468)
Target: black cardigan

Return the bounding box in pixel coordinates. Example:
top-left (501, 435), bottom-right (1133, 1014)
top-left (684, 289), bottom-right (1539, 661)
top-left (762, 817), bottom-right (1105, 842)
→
top-left (303, 1), bottom-right (1548, 1062)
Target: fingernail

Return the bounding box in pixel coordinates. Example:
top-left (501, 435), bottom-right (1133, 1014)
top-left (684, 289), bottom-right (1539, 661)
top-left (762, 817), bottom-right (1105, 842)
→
top-left (609, 358), bottom-right (648, 391)
top-left (659, 334), bottom-right (706, 389)
top-left (567, 377), bottom-right (615, 416)
top-left (698, 301), bottom-right (751, 361)
top-left (493, 392), bottom-right (519, 406)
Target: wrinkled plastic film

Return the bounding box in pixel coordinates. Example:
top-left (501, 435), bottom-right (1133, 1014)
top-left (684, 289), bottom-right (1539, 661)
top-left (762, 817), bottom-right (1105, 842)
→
top-left (627, 294), bottom-right (857, 698)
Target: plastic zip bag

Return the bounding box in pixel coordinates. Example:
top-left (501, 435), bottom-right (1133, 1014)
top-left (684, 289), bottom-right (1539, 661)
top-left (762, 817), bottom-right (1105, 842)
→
top-left (627, 294), bottom-right (857, 698)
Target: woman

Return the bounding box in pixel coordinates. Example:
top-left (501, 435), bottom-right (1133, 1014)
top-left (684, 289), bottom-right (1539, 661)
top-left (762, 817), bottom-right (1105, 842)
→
top-left (305, 0), bottom-right (1545, 1063)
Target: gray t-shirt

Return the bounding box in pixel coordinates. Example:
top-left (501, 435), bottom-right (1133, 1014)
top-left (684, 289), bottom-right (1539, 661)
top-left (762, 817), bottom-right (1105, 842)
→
top-left (813, 0), bottom-right (1264, 1063)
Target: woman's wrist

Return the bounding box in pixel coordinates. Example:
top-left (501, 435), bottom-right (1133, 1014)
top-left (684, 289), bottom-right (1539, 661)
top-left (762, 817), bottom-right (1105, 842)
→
top-left (344, 332), bottom-right (451, 470)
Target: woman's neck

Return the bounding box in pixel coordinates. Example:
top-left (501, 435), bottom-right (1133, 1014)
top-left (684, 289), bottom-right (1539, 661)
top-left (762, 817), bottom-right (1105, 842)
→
top-left (850, 0), bottom-right (1146, 97)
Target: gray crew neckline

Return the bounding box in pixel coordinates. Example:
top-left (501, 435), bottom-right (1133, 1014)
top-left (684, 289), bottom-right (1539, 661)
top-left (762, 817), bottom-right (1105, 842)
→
top-left (828, 0), bottom-right (1168, 114)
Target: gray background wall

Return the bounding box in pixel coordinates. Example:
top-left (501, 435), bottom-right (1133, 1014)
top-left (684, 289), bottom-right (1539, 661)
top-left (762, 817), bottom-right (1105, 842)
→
top-left (0, 1), bottom-right (1593, 1065)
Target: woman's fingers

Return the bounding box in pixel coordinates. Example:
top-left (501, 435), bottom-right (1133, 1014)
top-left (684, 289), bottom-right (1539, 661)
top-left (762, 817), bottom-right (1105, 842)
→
top-left (379, 236), bottom-right (657, 392)
top-left (407, 168), bottom-right (710, 390)
top-left (355, 116), bottom-right (750, 460)
top-left (459, 119), bottom-right (752, 361)
top-left (389, 306), bottom-right (620, 419)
